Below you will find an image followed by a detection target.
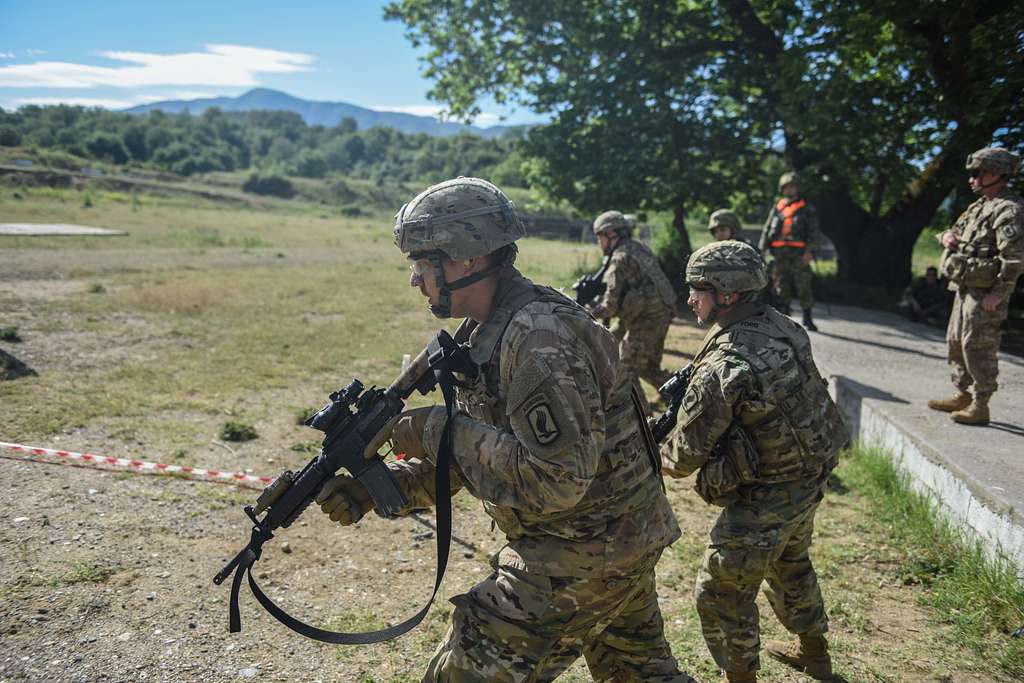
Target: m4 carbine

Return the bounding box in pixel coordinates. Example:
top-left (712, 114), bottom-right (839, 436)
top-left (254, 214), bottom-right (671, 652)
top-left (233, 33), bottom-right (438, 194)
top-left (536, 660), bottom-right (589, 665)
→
top-left (651, 364), bottom-right (694, 443)
top-left (213, 328), bottom-right (475, 640)
top-left (572, 242), bottom-right (621, 307)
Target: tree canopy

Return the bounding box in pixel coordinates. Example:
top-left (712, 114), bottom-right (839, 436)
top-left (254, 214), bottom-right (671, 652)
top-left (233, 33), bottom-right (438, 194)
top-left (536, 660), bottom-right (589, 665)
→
top-left (386, 0), bottom-right (1024, 288)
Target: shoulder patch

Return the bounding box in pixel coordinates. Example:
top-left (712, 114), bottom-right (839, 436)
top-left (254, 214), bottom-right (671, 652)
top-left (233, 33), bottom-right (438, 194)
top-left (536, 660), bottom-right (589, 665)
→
top-left (1000, 222), bottom-right (1021, 241)
top-left (525, 402), bottom-right (561, 445)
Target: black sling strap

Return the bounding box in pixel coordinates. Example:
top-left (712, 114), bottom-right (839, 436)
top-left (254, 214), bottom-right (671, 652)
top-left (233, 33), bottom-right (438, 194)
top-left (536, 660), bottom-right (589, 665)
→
top-left (223, 343), bottom-right (463, 644)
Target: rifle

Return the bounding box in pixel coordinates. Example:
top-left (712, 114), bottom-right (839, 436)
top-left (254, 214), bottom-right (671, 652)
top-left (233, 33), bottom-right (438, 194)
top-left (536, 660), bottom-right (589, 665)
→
top-left (651, 364), bottom-right (694, 443)
top-left (572, 242), bottom-right (620, 307)
top-left (213, 327), bottom-right (476, 642)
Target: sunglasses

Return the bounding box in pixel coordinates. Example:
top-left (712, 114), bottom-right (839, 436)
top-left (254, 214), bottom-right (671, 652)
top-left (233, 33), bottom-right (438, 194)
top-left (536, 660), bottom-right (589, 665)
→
top-left (968, 169), bottom-right (985, 178)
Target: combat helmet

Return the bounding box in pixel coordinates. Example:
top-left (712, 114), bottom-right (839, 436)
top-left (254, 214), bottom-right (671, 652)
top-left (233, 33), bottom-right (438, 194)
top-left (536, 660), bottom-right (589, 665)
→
top-left (686, 240), bottom-right (767, 323)
top-left (778, 171), bottom-right (799, 192)
top-left (707, 209), bottom-right (741, 234)
top-left (592, 210), bottom-right (632, 237)
top-left (965, 147), bottom-right (1020, 177)
top-left (394, 177), bottom-right (526, 317)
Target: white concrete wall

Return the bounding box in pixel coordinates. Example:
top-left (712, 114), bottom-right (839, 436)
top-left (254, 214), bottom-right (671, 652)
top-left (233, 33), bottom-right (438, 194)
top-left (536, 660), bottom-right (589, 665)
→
top-left (830, 376), bottom-right (1024, 572)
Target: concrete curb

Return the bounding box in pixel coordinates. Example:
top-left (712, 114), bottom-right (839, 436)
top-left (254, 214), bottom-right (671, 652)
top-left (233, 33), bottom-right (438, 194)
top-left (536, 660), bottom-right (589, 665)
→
top-left (830, 374), bottom-right (1024, 571)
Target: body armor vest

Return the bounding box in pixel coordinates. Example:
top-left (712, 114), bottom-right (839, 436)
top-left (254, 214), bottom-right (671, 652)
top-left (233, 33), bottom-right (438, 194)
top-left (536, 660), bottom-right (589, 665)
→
top-left (695, 308), bottom-right (847, 503)
top-left (452, 274), bottom-right (663, 548)
top-left (940, 200), bottom-right (1002, 289)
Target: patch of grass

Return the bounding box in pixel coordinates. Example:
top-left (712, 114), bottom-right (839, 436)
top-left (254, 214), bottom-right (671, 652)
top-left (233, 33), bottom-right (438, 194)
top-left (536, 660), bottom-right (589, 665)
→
top-left (219, 420), bottom-right (258, 442)
top-left (0, 325), bottom-right (21, 342)
top-left (87, 282), bottom-right (106, 294)
top-left (59, 561), bottom-right (114, 586)
top-left (293, 405), bottom-right (319, 426)
top-left (843, 443), bottom-right (1024, 677)
top-left (290, 441), bottom-right (319, 454)
top-left (120, 282), bottom-right (210, 314)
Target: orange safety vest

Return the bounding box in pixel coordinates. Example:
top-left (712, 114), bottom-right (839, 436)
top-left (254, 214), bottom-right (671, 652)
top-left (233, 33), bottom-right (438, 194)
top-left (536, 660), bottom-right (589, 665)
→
top-left (770, 198), bottom-right (807, 248)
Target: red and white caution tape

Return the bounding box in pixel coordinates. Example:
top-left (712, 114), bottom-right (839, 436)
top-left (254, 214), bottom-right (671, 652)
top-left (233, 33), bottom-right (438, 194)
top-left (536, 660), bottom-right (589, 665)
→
top-left (0, 441), bottom-right (274, 488)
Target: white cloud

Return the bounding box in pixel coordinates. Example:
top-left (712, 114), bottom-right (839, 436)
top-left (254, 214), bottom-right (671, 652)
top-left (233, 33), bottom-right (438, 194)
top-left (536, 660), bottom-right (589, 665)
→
top-left (25, 49), bottom-right (46, 56)
top-left (0, 52), bottom-right (14, 60)
top-left (0, 44), bottom-right (314, 88)
top-left (15, 96), bottom-right (140, 109)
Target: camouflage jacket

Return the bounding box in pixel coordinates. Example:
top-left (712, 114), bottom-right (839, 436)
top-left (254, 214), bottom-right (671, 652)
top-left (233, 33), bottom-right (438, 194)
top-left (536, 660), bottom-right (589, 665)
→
top-left (389, 270), bottom-right (680, 577)
top-left (661, 302), bottom-right (846, 502)
top-left (759, 197), bottom-right (822, 255)
top-left (595, 238), bottom-right (677, 322)
top-left (945, 188), bottom-right (1024, 299)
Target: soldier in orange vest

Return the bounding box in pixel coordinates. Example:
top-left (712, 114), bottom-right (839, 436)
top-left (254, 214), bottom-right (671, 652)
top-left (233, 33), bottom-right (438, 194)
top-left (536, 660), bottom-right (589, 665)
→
top-left (758, 172), bottom-right (822, 331)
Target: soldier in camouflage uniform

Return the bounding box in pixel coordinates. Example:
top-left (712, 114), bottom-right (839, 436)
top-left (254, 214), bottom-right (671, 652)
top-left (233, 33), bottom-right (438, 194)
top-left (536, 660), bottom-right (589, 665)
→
top-left (589, 210), bottom-right (678, 395)
top-left (929, 147), bottom-right (1024, 425)
top-left (708, 209), bottom-right (751, 246)
top-left (758, 172), bottom-right (822, 331)
top-left (315, 178), bottom-right (694, 682)
top-left (661, 240), bottom-right (848, 682)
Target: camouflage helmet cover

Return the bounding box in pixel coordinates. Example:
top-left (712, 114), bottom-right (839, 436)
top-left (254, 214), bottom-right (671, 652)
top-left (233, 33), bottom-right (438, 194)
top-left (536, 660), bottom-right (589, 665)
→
top-left (965, 147), bottom-right (1020, 176)
top-left (778, 171), bottom-right (799, 192)
top-left (686, 240), bottom-right (768, 294)
top-left (393, 177), bottom-right (526, 260)
top-left (708, 209), bottom-right (741, 233)
top-left (592, 210), bottom-right (631, 236)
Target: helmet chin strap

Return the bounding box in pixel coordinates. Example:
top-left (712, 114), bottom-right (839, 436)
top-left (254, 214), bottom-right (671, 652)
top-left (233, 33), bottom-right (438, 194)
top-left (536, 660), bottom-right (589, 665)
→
top-left (426, 252), bottom-right (502, 319)
top-left (972, 173), bottom-right (1007, 193)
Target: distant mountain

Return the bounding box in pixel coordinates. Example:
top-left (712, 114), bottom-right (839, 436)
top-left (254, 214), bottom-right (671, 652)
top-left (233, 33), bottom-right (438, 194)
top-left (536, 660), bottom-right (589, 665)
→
top-left (124, 88), bottom-right (516, 138)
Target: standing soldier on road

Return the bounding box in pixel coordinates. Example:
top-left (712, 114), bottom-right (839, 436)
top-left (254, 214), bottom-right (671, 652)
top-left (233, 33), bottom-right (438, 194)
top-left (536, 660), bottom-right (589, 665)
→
top-left (708, 209), bottom-right (751, 246)
top-left (661, 240), bottom-right (848, 683)
top-left (929, 147), bottom-right (1024, 425)
top-left (759, 172), bottom-right (822, 331)
top-left (316, 178), bottom-right (694, 682)
top-left (589, 210), bottom-right (678, 396)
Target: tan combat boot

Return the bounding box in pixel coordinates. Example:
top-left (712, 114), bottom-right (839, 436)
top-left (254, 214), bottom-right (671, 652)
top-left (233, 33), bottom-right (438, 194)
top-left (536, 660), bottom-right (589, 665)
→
top-left (765, 633), bottom-right (833, 680)
top-left (724, 671), bottom-right (756, 683)
top-left (927, 391), bottom-right (971, 413)
top-left (951, 395), bottom-right (990, 425)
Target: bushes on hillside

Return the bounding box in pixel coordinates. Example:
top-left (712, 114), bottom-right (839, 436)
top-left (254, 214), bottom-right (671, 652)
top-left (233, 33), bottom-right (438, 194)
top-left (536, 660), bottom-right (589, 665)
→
top-left (242, 172), bottom-right (294, 198)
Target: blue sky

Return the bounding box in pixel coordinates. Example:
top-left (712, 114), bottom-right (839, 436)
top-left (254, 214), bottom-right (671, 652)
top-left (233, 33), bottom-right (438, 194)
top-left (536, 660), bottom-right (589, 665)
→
top-left (0, 0), bottom-right (543, 126)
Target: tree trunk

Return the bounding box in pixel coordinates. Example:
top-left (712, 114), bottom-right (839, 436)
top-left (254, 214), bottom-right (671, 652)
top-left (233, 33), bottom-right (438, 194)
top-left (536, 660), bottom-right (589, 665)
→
top-left (816, 190), bottom-right (926, 291)
top-left (673, 203), bottom-right (693, 261)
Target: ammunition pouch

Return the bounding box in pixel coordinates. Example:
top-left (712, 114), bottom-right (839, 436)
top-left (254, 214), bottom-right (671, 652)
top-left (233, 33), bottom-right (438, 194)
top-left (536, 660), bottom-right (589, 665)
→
top-left (695, 425), bottom-right (759, 506)
top-left (941, 248), bottom-right (1000, 289)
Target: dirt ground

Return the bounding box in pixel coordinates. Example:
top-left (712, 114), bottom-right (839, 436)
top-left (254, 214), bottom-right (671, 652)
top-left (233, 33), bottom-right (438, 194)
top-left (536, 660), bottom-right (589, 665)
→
top-left (0, 193), bottom-right (1013, 682)
top-left (0, 317), bottom-right (1009, 683)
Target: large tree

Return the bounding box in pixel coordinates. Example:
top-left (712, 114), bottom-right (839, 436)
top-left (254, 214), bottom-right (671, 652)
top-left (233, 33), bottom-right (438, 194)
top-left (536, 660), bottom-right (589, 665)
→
top-left (386, 0), bottom-right (1023, 289)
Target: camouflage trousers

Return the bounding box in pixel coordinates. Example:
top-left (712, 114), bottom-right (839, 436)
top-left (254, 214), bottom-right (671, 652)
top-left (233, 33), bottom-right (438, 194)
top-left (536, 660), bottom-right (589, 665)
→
top-left (614, 308), bottom-right (674, 393)
top-left (695, 479), bottom-right (828, 674)
top-left (947, 287), bottom-right (1008, 399)
top-left (770, 249), bottom-right (814, 310)
top-left (423, 550), bottom-right (693, 683)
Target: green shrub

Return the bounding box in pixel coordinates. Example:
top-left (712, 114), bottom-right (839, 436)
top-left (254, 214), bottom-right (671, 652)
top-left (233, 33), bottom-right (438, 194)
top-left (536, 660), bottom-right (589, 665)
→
top-left (0, 326), bottom-right (20, 342)
top-left (242, 172), bottom-right (294, 198)
top-left (219, 420), bottom-right (258, 442)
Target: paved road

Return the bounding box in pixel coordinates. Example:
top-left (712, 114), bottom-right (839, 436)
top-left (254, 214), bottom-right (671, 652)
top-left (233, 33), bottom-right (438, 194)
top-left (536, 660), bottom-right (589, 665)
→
top-left (806, 303), bottom-right (1024, 566)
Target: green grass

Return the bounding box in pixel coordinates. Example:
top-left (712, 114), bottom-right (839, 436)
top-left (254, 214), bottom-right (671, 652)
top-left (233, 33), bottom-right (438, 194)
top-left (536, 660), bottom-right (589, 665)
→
top-left (842, 443), bottom-right (1024, 677)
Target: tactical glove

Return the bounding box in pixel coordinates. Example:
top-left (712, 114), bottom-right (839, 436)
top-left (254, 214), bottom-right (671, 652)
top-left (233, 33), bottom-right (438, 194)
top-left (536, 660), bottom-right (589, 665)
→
top-left (316, 474), bottom-right (374, 526)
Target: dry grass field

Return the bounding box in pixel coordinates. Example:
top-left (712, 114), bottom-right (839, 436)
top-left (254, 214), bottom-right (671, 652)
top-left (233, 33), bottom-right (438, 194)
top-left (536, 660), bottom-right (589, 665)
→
top-left (0, 182), bottom-right (1017, 682)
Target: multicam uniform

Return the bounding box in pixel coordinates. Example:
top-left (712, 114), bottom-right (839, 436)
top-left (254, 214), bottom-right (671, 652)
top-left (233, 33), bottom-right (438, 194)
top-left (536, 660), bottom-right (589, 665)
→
top-left (595, 237), bottom-right (677, 391)
top-left (940, 187), bottom-right (1024, 401)
top-left (387, 269), bottom-right (687, 682)
top-left (663, 241), bottom-right (847, 678)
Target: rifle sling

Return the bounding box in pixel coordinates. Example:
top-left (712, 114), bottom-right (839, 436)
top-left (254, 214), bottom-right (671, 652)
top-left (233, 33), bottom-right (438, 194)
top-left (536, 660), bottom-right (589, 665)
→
top-left (224, 357), bottom-right (460, 644)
